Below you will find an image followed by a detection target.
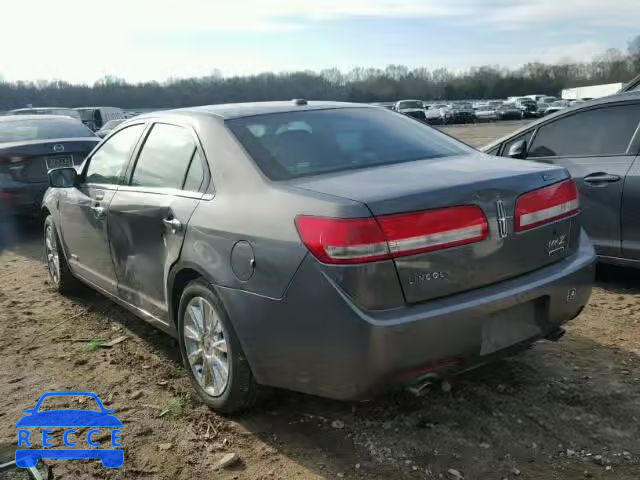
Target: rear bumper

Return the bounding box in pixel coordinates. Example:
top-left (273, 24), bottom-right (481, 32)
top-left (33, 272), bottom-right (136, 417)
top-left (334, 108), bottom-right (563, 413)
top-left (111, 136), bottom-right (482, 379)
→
top-left (0, 180), bottom-right (48, 217)
top-left (219, 230), bottom-right (595, 400)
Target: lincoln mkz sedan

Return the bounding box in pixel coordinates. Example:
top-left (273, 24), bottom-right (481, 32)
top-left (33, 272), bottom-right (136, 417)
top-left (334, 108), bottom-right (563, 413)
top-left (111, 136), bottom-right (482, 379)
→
top-left (42, 100), bottom-right (595, 413)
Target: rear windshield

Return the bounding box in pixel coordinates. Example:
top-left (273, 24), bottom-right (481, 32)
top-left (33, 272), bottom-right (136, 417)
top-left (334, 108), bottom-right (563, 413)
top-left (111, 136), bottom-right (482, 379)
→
top-left (0, 118), bottom-right (96, 143)
top-left (397, 101), bottom-right (423, 109)
top-left (227, 108), bottom-right (468, 180)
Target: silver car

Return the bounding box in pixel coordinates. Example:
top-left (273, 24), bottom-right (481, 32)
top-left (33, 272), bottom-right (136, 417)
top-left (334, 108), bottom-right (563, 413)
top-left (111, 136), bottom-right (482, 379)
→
top-left (41, 101), bottom-right (595, 413)
top-left (483, 91), bottom-right (640, 268)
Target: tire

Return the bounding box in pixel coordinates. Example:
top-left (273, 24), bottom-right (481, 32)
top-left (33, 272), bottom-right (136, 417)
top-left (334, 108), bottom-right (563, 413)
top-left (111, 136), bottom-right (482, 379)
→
top-left (44, 215), bottom-right (80, 295)
top-left (177, 279), bottom-right (262, 414)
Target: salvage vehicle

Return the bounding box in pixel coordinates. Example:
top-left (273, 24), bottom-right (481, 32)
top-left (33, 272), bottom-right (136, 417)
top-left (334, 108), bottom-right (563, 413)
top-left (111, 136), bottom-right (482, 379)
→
top-left (496, 103), bottom-right (523, 120)
top-left (483, 91), bottom-right (640, 267)
top-left (42, 100), bottom-right (595, 413)
top-left (443, 102), bottom-right (475, 123)
top-left (513, 97), bottom-right (539, 118)
top-left (0, 115), bottom-right (99, 217)
top-left (75, 107), bottom-right (125, 131)
top-left (424, 104), bottom-right (448, 125)
top-left (394, 99), bottom-right (427, 121)
top-left (474, 105), bottom-right (499, 122)
top-left (544, 100), bottom-right (571, 115)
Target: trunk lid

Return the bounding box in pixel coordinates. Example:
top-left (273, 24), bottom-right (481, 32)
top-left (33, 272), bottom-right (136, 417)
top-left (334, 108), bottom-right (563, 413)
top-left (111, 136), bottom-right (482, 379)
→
top-left (0, 138), bottom-right (99, 183)
top-left (292, 153), bottom-right (580, 303)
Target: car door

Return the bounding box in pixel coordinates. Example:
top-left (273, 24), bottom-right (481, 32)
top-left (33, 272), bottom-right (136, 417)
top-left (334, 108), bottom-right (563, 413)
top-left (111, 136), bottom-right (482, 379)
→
top-left (524, 103), bottom-right (640, 257)
top-left (107, 122), bottom-right (209, 323)
top-left (58, 123), bottom-right (145, 293)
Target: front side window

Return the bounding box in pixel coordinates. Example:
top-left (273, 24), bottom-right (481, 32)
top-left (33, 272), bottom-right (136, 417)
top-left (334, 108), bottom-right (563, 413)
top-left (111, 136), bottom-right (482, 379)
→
top-left (528, 104), bottom-right (640, 158)
top-left (85, 124), bottom-right (144, 185)
top-left (130, 124), bottom-right (196, 189)
top-left (227, 108), bottom-right (468, 180)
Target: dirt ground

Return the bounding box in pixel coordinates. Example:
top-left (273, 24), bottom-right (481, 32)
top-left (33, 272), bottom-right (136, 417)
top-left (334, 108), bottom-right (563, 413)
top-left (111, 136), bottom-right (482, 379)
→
top-left (2, 121), bottom-right (640, 480)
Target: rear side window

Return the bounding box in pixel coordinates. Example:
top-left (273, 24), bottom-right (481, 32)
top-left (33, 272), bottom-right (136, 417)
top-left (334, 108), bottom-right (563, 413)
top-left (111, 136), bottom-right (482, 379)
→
top-left (131, 124), bottom-right (196, 189)
top-left (85, 124), bottom-right (144, 185)
top-left (227, 108), bottom-right (468, 180)
top-left (528, 105), bottom-right (640, 158)
top-left (183, 150), bottom-right (205, 192)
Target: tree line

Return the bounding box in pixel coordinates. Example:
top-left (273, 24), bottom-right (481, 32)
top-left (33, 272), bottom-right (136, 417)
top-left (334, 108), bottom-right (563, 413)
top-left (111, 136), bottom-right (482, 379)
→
top-left (0, 44), bottom-right (639, 110)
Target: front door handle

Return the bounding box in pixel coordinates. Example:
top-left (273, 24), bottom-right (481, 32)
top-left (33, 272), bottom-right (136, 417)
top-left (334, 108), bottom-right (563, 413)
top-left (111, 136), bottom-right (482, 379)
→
top-left (584, 173), bottom-right (621, 184)
top-left (162, 218), bottom-right (183, 232)
top-left (90, 205), bottom-right (105, 218)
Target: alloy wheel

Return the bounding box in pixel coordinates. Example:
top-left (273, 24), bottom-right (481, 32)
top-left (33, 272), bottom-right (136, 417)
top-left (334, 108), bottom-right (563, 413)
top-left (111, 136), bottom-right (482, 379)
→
top-left (45, 225), bottom-right (60, 285)
top-left (183, 296), bottom-right (230, 396)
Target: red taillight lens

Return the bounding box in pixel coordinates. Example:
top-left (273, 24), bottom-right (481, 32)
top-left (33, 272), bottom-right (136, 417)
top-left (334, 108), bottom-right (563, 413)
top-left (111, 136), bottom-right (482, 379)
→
top-left (376, 205), bottom-right (488, 258)
top-left (515, 179), bottom-right (579, 232)
top-left (295, 205), bottom-right (488, 264)
top-left (294, 216), bottom-right (390, 264)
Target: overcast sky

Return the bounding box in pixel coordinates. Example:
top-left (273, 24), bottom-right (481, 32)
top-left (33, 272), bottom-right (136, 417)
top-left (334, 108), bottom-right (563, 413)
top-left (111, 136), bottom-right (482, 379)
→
top-left (2, 0), bottom-right (638, 84)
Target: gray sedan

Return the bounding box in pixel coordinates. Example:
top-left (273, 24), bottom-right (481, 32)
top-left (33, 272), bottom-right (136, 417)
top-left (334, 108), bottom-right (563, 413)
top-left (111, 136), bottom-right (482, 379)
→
top-left (483, 91), bottom-right (640, 268)
top-left (41, 101), bottom-right (594, 413)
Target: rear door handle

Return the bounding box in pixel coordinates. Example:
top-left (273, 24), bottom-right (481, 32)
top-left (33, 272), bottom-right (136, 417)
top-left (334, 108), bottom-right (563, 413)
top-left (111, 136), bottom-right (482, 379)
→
top-left (584, 173), bottom-right (621, 184)
top-left (94, 191), bottom-right (105, 201)
top-left (162, 218), bottom-right (183, 232)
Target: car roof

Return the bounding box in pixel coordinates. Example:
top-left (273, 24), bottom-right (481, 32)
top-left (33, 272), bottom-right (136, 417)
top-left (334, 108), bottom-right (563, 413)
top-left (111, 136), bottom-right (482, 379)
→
top-left (10, 107), bottom-right (75, 111)
top-left (152, 101), bottom-right (372, 120)
top-left (0, 114), bottom-right (78, 122)
top-left (484, 91), bottom-right (640, 150)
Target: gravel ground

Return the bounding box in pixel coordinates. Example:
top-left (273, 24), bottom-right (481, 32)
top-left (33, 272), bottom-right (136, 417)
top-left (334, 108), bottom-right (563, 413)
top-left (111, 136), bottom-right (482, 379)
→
top-left (2, 121), bottom-right (640, 480)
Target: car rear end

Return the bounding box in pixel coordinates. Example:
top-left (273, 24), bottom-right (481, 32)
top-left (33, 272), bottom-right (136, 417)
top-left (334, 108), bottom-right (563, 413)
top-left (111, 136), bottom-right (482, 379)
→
top-left (223, 105), bottom-right (595, 400)
top-left (0, 117), bottom-right (99, 217)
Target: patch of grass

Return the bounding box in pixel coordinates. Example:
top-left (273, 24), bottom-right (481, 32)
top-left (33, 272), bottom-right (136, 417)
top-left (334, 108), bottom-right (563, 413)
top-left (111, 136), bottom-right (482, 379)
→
top-left (160, 397), bottom-right (186, 419)
top-left (86, 338), bottom-right (108, 351)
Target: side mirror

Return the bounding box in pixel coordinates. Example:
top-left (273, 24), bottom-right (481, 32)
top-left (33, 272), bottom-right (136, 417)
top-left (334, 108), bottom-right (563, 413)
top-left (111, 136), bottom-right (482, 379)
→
top-left (508, 139), bottom-right (528, 159)
top-left (48, 167), bottom-right (78, 188)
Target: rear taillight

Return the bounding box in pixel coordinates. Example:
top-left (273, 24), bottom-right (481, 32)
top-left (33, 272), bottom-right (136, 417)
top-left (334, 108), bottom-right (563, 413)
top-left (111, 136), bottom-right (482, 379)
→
top-left (376, 205), bottom-right (488, 257)
top-left (515, 179), bottom-right (579, 232)
top-left (294, 216), bottom-right (390, 264)
top-left (295, 205), bottom-right (488, 265)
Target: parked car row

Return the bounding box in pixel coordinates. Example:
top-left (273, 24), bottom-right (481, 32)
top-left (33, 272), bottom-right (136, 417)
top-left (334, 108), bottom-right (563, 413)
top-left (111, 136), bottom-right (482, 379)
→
top-left (385, 95), bottom-right (592, 125)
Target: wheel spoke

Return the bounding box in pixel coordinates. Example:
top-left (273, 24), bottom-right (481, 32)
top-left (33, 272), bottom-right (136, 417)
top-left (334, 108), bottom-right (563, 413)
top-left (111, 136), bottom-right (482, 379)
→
top-left (212, 339), bottom-right (227, 354)
top-left (187, 304), bottom-right (204, 334)
top-left (184, 325), bottom-right (201, 343)
top-left (201, 354), bottom-right (214, 389)
top-left (187, 348), bottom-right (203, 365)
top-left (203, 301), bottom-right (216, 334)
top-left (211, 356), bottom-right (228, 389)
